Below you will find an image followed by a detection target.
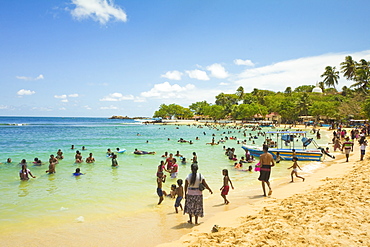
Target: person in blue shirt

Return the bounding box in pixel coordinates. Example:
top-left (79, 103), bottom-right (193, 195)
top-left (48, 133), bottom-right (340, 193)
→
top-left (73, 168), bottom-right (84, 176)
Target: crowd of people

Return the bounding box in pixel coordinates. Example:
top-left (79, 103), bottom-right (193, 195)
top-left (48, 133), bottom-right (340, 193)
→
top-left (3, 122), bottom-right (369, 227)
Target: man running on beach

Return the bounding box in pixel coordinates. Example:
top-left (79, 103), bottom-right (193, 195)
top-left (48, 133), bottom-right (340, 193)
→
top-left (258, 146), bottom-right (275, 196)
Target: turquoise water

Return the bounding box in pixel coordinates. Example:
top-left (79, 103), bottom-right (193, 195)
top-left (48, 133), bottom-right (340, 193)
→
top-left (0, 117), bottom-right (330, 234)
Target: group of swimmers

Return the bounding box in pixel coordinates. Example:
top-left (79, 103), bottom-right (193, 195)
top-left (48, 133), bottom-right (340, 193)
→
top-left (5, 145), bottom-right (98, 180)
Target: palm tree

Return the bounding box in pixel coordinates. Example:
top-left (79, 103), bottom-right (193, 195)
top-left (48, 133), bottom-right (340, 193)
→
top-left (296, 93), bottom-right (311, 116)
top-left (284, 87), bottom-right (292, 94)
top-left (318, 81), bottom-right (325, 92)
top-left (350, 59), bottom-right (370, 94)
top-left (236, 86), bottom-right (244, 102)
top-left (340, 56), bottom-right (356, 80)
top-left (321, 66), bottom-right (340, 89)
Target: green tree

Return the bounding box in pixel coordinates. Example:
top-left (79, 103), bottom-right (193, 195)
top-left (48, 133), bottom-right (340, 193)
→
top-left (340, 55), bottom-right (356, 80)
top-left (350, 59), bottom-right (370, 94)
top-left (153, 103), bottom-right (193, 119)
top-left (278, 98), bottom-right (298, 122)
top-left (321, 66), bottom-right (340, 89)
top-left (204, 105), bottom-right (225, 120)
top-left (296, 93), bottom-right (311, 116)
top-left (189, 101), bottom-right (210, 115)
top-left (318, 81), bottom-right (325, 92)
top-left (294, 85), bottom-right (315, 93)
top-left (215, 93), bottom-right (238, 115)
top-left (236, 86), bottom-right (245, 102)
top-left (284, 87), bottom-right (292, 94)
top-left (309, 101), bottom-right (338, 120)
top-left (232, 103), bottom-right (267, 120)
top-left (362, 97), bottom-right (370, 119)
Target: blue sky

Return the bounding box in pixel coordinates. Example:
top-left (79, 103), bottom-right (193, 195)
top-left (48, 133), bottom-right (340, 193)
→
top-left (1, 0), bottom-right (370, 117)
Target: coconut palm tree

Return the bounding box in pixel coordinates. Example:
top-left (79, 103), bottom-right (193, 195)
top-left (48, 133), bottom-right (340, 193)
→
top-left (321, 66), bottom-right (340, 89)
top-left (340, 56), bottom-right (356, 80)
top-left (236, 86), bottom-right (244, 102)
top-left (318, 81), bottom-right (325, 92)
top-left (296, 93), bottom-right (311, 116)
top-left (350, 59), bottom-right (370, 94)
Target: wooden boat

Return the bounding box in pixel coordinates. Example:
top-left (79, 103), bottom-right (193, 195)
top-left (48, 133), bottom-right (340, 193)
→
top-left (242, 131), bottom-right (324, 161)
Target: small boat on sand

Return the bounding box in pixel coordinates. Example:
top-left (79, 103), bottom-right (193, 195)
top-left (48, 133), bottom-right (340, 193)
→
top-left (242, 131), bottom-right (331, 161)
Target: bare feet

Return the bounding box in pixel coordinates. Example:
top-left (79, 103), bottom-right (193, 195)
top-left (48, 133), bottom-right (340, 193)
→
top-left (268, 190), bottom-right (272, 196)
top-left (187, 220), bottom-right (193, 224)
top-left (303, 178), bottom-right (305, 182)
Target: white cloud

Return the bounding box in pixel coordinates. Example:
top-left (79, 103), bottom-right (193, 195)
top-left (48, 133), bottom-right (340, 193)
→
top-left (185, 69), bottom-right (210, 81)
top-left (84, 105), bottom-right (92, 110)
top-left (17, 89), bottom-right (35, 96)
top-left (16, 74), bottom-right (44, 81)
top-left (54, 94), bottom-right (79, 102)
top-left (234, 59), bottom-right (255, 66)
top-left (100, 105), bottom-right (118, 110)
top-left (31, 107), bottom-right (52, 112)
top-left (59, 107), bottom-right (67, 111)
top-left (99, 93), bottom-right (135, 101)
top-left (206, 63), bottom-right (229, 79)
top-left (0, 105), bottom-right (10, 110)
top-left (70, 0), bottom-right (127, 25)
top-left (141, 82), bottom-right (195, 99)
top-left (54, 94), bottom-right (67, 99)
top-left (219, 82), bottom-right (229, 86)
top-left (35, 74), bottom-right (44, 80)
top-left (161, 70), bottom-right (183, 80)
top-left (234, 50), bottom-right (370, 92)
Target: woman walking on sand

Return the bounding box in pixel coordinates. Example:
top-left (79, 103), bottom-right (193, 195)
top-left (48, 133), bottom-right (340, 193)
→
top-left (184, 163), bottom-right (212, 225)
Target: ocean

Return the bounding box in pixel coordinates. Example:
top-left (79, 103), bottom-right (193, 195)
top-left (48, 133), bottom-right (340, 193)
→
top-left (0, 116), bottom-right (330, 238)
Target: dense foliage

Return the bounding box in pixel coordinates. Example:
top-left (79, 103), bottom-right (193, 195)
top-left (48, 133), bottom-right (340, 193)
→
top-left (153, 56), bottom-right (370, 122)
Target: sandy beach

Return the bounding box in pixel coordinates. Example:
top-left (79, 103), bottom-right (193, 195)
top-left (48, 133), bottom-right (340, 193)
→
top-left (159, 129), bottom-right (369, 247)
top-left (0, 124), bottom-right (366, 247)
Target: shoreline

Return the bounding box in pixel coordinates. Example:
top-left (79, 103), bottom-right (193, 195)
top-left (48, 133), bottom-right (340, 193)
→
top-left (158, 136), bottom-right (365, 246)
top-left (0, 125), bottom-right (362, 246)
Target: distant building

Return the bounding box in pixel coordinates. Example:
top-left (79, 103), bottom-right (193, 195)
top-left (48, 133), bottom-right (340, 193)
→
top-left (312, 83), bottom-right (323, 93)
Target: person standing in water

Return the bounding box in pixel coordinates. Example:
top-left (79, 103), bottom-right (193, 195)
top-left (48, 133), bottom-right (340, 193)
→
top-left (86, 153), bottom-right (95, 163)
top-left (20, 164), bottom-right (36, 180)
top-left (258, 146), bottom-right (275, 196)
top-left (111, 154), bottom-right (118, 167)
top-left (192, 152), bottom-right (198, 164)
top-left (220, 169), bottom-right (234, 204)
top-left (156, 172), bottom-right (166, 205)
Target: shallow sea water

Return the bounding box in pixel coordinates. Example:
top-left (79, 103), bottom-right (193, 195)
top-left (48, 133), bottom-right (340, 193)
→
top-left (0, 117), bottom-right (331, 234)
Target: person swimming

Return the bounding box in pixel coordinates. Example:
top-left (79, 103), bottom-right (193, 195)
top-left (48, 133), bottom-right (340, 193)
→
top-left (73, 168), bottom-right (84, 176)
top-left (134, 149), bottom-right (155, 155)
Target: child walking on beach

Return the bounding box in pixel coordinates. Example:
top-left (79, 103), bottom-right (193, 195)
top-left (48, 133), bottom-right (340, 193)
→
top-left (287, 157), bottom-right (305, 182)
top-left (174, 179), bottom-right (184, 213)
top-left (220, 169), bottom-right (234, 204)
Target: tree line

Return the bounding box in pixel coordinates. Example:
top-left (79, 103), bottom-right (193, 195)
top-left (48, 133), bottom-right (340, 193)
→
top-left (153, 56), bottom-right (370, 123)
